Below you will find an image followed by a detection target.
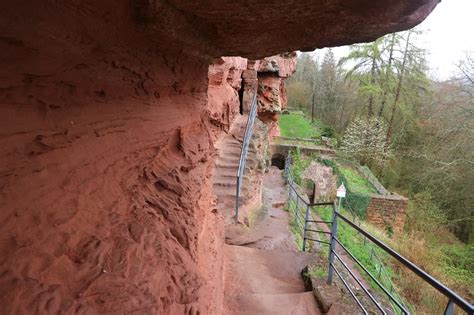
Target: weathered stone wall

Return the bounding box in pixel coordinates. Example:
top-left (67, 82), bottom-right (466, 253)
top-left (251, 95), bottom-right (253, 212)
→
top-left (366, 195), bottom-right (408, 234)
top-left (302, 162), bottom-right (337, 202)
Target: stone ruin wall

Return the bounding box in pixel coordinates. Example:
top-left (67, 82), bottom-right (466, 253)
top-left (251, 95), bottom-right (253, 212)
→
top-left (302, 162), bottom-right (337, 202)
top-left (301, 161), bottom-right (407, 234)
top-left (366, 194), bottom-right (408, 234)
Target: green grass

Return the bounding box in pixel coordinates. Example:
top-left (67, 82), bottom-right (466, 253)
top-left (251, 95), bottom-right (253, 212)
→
top-left (288, 148), bottom-right (317, 186)
top-left (339, 165), bottom-right (378, 195)
top-left (279, 113), bottom-right (323, 138)
top-left (273, 137), bottom-right (322, 147)
top-left (309, 265), bottom-right (327, 279)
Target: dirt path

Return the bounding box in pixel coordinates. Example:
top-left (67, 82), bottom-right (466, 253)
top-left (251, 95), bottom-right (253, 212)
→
top-left (223, 168), bottom-right (321, 315)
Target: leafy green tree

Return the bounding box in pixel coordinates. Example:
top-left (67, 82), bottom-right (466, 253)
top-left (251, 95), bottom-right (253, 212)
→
top-left (339, 38), bottom-right (385, 118)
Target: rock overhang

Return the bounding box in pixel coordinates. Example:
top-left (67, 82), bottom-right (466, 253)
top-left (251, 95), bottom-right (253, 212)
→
top-left (138, 0), bottom-right (439, 59)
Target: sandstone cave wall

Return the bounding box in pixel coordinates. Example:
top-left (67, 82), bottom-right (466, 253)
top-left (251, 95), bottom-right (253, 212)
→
top-left (207, 57), bottom-right (248, 136)
top-left (0, 4), bottom-right (224, 314)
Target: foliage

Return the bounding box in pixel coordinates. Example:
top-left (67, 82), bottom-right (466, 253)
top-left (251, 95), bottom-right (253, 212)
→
top-left (308, 265), bottom-right (327, 279)
top-left (392, 56), bottom-right (474, 242)
top-left (289, 148), bottom-right (313, 186)
top-left (286, 53), bottom-right (319, 112)
top-left (321, 126), bottom-right (335, 138)
top-left (286, 81), bottom-right (312, 111)
top-left (286, 51), bottom-right (359, 133)
top-left (440, 243), bottom-right (474, 292)
top-left (339, 166), bottom-right (378, 195)
top-left (404, 192), bottom-right (447, 237)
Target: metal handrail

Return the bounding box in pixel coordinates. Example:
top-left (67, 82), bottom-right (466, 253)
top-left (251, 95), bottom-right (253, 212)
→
top-left (335, 212), bottom-right (474, 314)
top-left (285, 155), bottom-right (334, 252)
top-left (234, 93), bottom-right (258, 223)
top-left (345, 202), bottom-right (409, 310)
top-left (285, 156), bottom-right (474, 314)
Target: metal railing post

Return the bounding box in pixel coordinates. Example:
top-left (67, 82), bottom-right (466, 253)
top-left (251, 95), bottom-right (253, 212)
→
top-left (444, 300), bottom-right (454, 315)
top-left (327, 200), bottom-right (339, 284)
top-left (234, 177), bottom-right (240, 223)
top-left (302, 204), bottom-right (310, 251)
top-left (295, 196), bottom-right (299, 226)
top-left (234, 93), bottom-right (257, 223)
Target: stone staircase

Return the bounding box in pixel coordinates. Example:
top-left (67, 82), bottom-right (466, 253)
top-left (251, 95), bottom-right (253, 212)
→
top-left (224, 245), bottom-right (321, 315)
top-left (222, 168), bottom-right (321, 314)
top-left (213, 114), bottom-right (258, 222)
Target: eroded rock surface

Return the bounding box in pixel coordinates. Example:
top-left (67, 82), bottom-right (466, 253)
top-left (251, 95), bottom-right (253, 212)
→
top-left (139, 0), bottom-right (438, 59)
top-left (208, 57), bottom-right (248, 136)
top-left (0, 0), bottom-right (438, 313)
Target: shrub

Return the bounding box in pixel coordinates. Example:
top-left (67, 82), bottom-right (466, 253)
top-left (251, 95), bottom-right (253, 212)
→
top-left (321, 126), bottom-right (335, 138)
top-left (289, 148), bottom-right (314, 187)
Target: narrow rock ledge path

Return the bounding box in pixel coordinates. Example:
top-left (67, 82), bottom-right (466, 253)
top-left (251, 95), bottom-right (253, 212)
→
top-left (223, 168), bottom-right (321, 315)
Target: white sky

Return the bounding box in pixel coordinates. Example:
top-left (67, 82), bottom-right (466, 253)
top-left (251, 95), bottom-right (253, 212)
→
top-left (312, 0), bottom-right (474, 80)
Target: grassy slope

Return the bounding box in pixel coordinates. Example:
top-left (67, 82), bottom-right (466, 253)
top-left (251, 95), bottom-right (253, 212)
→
top-left (279, 112), bottom-right (323, 138)
top-left (338, 165), bottom-right (378, 195)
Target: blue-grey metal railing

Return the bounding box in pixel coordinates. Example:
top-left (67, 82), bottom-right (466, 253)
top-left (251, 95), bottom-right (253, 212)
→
top-left (345, 202), bottom-right (410, 312)
top-left (330, 211), bottom-right (474, 315)
top-left (234, 93), bottom-right (258, 223)
top-left (285, 154), bottom-right (334, 251)
top-left (285, 156), bottom-right (474, 315)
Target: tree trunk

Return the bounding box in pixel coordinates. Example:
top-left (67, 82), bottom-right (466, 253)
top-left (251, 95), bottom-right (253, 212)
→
top-left (379, 33), bottom-right (396, 117)
top-left (387, 31), bottom-right (412, 143)
top-left (368, 57), bottom-right (376, 117)
top-left (311, 70), bottom-right (316, 122)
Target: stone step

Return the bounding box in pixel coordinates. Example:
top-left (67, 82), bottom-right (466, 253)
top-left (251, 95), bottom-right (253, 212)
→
top-left (230, 292), bottom-right (321, 315)
top-left (221, 148), bottom-right (257, 156)
top-left (224, 245), bottom-right (316, 295)
top-left (213, 178), bottom-right (239, 186)
top-left (213, 182), bottom-right (237, 190)
top-left (214, 170), bottom-right (237, 178)
top-left (214, 185), bottom-right (248, 196)
top-left (215, 165), bottom-right (239, 172)
top-left (217, 196), bottom-right (246, 206)
top-left (217, 157), bottom-right (258, 167)
top-left (218, 155), bottom-right (241, 163)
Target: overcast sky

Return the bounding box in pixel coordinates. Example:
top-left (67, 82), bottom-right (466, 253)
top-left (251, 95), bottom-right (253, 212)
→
top-left (313, 0), bottom-right (474, 80)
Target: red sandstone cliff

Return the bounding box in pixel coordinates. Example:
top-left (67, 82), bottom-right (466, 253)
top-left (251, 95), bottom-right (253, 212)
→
top-left (0, 0), bottom-right (438, 313)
